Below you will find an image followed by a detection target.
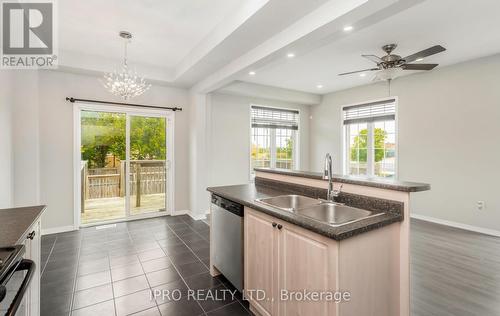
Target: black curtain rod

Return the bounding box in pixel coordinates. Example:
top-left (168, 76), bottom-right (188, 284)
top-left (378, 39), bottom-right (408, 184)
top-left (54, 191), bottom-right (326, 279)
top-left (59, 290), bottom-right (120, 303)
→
top-left (65, 97), bottom-right (182, 111)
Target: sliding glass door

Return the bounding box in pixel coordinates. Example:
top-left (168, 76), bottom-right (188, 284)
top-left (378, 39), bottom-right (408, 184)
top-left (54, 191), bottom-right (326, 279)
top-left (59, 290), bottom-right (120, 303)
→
top-left (129, 115), bottom-right (167, 216)
top-left (78, 105), bottom-right (173, 225)
top-left (80, 111), bottom-right (127, 224)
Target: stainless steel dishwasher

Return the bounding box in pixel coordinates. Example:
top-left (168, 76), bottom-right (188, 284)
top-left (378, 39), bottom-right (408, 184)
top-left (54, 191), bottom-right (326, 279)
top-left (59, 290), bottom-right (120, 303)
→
top-left (211, 194), bottom-right (244, 292)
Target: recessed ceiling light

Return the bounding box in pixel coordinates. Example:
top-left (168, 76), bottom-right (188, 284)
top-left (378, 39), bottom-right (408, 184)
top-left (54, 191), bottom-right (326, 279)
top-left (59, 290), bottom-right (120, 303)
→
top-left (360, 73), bottom-right (366, 77)
top-left (343, 25), bottom-right (353, 32)
top-left (287, 53), bottom-right (295, 58)
top-left (416, 58), bottom-right (424, 62)
top-left (248, 71), bottom-right (256, 76)
top-left (316, 84), bottom-right (324, 89)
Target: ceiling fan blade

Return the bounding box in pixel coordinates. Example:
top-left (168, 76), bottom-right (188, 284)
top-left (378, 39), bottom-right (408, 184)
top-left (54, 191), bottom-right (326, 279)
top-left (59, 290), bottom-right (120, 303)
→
top-left (361, 54), bottom-right (384, 64)
top-left (338, 68), bottom-right (379, 76)
top-left (401, 63), bottom-right (439, 70)
top-left (403, 45), bottom-right (446, 63)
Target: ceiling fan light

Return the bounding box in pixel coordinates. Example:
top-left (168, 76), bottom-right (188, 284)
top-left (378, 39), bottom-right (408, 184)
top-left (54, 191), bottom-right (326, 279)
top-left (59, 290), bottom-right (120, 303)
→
top-left (374, 68), bottom-right (402, 81)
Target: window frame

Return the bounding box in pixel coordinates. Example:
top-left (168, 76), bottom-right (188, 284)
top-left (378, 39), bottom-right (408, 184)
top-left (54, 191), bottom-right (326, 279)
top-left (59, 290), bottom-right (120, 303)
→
top-left (341, 97), bottom-right (398, 179)
top-left (249, 104), bottom-right (300, 181)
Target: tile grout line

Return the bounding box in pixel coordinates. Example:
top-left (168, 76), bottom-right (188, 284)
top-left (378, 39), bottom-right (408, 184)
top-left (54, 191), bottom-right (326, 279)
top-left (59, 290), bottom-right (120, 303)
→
top-left (40, 237), bottom-right (57, 277)
top-left (42, 217), bottom-right (251, 316)
top-left (72, 242), bottom-right (178, 297)
top-left (175, 219), bottom-right (210, 270)
top-left (162, 221), bottom-right (209, 315)
top-left (71, 226), bottom-right (160, 314)
top-left (180, 216), bottom-right (252, 314)
top-left (124, 222), bottom-right (162, 316)
top-left (174, 218), bottom-right (214, 316)
top-left (204, 300), bottom-right (241, 315)
top-left (172, 217), bottom-right (249, 315)
top-left (106, 229), bottom-right (118, 316)
top-left (68, 232), bottom-right (84, 316)
top-left (71, 228), bottom-right (129, 315)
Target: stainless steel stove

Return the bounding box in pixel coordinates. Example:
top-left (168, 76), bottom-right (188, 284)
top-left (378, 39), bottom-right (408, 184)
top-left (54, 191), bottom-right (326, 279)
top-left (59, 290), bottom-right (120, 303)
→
top-left (0, 245), bottom-right (35, 316)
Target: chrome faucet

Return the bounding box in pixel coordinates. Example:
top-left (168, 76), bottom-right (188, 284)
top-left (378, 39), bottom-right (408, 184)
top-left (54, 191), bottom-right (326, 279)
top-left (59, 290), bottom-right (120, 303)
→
top-left (323, 153), bottom-right (342, 202)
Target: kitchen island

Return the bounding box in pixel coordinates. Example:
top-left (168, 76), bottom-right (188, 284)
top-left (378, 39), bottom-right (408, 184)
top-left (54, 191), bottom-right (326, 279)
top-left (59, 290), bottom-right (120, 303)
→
top-left (207, 168), bottom-right (429, 316)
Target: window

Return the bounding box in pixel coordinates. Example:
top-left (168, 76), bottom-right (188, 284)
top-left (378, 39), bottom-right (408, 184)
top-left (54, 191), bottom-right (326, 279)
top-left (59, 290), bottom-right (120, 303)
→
top-left (343, 99), bottom-right (397, 178)
top-left (250, 105), bottom-right (299, 177)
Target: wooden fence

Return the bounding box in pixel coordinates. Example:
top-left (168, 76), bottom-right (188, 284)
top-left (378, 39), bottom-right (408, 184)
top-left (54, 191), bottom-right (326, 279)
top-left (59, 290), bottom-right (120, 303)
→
top-left (82, 160), bottom-right (166, 201)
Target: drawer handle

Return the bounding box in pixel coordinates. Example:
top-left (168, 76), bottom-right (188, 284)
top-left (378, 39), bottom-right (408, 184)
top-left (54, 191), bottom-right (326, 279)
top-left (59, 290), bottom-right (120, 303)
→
top-left (27, 231), bottom-right (35, 240)
top-left (277, 224), bottom-right (283, 230)
top-left (272, 222), bottom-right (277, 228)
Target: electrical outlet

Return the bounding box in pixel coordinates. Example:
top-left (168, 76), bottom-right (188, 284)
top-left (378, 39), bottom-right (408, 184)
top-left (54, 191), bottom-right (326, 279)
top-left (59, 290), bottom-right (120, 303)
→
top-left (477, 201), bottom-right (485, 211)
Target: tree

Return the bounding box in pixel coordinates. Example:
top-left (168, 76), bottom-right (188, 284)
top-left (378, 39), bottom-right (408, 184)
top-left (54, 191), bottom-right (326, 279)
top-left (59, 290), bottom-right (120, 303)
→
top-left (350, 128), bottom-right (387, 162)
top-left (130, 116), bottom-right (166, 160)
top-left (81, 112), bottom-right (166, 168)
top-left (276, 138), bottom-right (293, 160)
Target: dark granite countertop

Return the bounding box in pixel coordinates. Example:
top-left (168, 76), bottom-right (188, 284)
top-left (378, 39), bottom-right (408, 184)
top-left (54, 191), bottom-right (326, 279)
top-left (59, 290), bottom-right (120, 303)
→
top-left (0, 205), bottom-right (46, 247)
top-left (207, 184), bottom-right (402, 241)
top-left (255, 168), bottom-right (430, 192)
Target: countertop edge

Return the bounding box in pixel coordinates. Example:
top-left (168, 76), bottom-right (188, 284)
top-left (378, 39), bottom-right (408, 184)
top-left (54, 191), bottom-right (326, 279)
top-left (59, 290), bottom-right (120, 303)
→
top-left (254, 168), bottom-right (430, 192)
top-left (16, 205), bottom-right (47, 245)
top-left (0, 205), bottom-right (47, 247)
top-left (207, 186), bottom-right (402, 241)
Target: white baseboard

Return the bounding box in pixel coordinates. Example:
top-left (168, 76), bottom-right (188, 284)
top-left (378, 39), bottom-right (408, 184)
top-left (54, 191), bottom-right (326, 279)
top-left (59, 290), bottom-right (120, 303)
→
top-left (188, 210), bottom-right (208, 221)
top-left (411, 214), bottom-right (500, 237)
top-left (42, 225), bottom-right (76, 236)
top-left (171, 209), bottom-right (189, 216)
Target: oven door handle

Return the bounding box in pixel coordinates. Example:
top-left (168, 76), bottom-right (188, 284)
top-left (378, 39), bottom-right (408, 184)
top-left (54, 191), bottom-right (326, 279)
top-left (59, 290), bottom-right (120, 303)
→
top-left (6, 259), bottom-right (36, 316)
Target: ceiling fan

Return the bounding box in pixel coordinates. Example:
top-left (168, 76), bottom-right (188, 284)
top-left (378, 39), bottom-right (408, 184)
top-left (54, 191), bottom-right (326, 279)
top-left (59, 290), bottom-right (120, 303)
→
top-left (338, 44), bottom-right (446, 78)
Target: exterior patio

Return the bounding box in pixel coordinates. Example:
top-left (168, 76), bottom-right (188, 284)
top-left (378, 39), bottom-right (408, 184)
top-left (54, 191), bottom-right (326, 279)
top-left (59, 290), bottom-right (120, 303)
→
top-left (81, 193), bottom-right (166, 224)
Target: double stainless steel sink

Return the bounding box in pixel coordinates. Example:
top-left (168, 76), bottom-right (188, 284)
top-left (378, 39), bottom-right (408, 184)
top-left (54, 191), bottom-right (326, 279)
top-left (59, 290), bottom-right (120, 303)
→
top-left (255, 195), bottom-right (383, 226)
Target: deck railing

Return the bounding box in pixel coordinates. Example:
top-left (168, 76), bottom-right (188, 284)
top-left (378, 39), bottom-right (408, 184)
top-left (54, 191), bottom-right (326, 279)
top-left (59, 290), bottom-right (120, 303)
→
top-left (83, 160), bottom-right (166, 203)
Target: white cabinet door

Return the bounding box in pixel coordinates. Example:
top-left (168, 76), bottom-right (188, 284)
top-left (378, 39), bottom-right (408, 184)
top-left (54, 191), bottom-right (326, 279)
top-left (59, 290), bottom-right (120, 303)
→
top-left (23, 220), bottom-right (41, 316)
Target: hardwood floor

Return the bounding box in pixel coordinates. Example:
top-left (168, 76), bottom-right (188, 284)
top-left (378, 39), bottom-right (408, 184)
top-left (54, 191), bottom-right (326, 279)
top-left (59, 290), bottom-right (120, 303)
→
top-left (411, 218), bottom-right (500, 316)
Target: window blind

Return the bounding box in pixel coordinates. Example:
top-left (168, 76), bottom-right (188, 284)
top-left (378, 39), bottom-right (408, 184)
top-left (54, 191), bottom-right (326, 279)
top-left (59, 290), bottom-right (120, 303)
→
top-left (251, 105), bottom-right (299, 130)
top-left (343, 99), bottom-right (396, 125)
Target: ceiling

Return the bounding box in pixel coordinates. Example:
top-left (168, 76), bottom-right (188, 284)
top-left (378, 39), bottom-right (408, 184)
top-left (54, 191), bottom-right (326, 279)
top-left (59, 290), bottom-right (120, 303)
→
top-left (238, 0), bottom-right (500, 94)
top-left (59, 0), bottom-right (249, 68)
top-left (57, 0), bottom-right (333, 87)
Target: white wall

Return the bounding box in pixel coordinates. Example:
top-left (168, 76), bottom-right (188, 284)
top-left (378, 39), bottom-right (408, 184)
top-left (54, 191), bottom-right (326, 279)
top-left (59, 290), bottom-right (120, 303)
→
top-left (217, 81), bottom-right (321, 105)
top-left (12, 71), bottom-right (41, 206)
top-left (209, 92), bottom-right (311, 186)
top-left (0, 71), bottom-right (14, 208)
top-left (28, 70), bottom-right (190, 230)
top-left (188, 93), bottom-right (210, 219)
top-left (309, 53), bottom-right (500, 231)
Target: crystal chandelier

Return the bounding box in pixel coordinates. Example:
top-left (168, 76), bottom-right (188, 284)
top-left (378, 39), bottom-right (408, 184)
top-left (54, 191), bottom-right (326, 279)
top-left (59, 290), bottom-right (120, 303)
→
top-left (102, 31), bottom-right (151, 100)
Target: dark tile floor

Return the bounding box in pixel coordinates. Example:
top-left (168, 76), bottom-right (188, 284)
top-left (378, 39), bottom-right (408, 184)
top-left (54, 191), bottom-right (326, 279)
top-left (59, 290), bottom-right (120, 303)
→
top-left (41, 215), bottom-right (252, 316)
